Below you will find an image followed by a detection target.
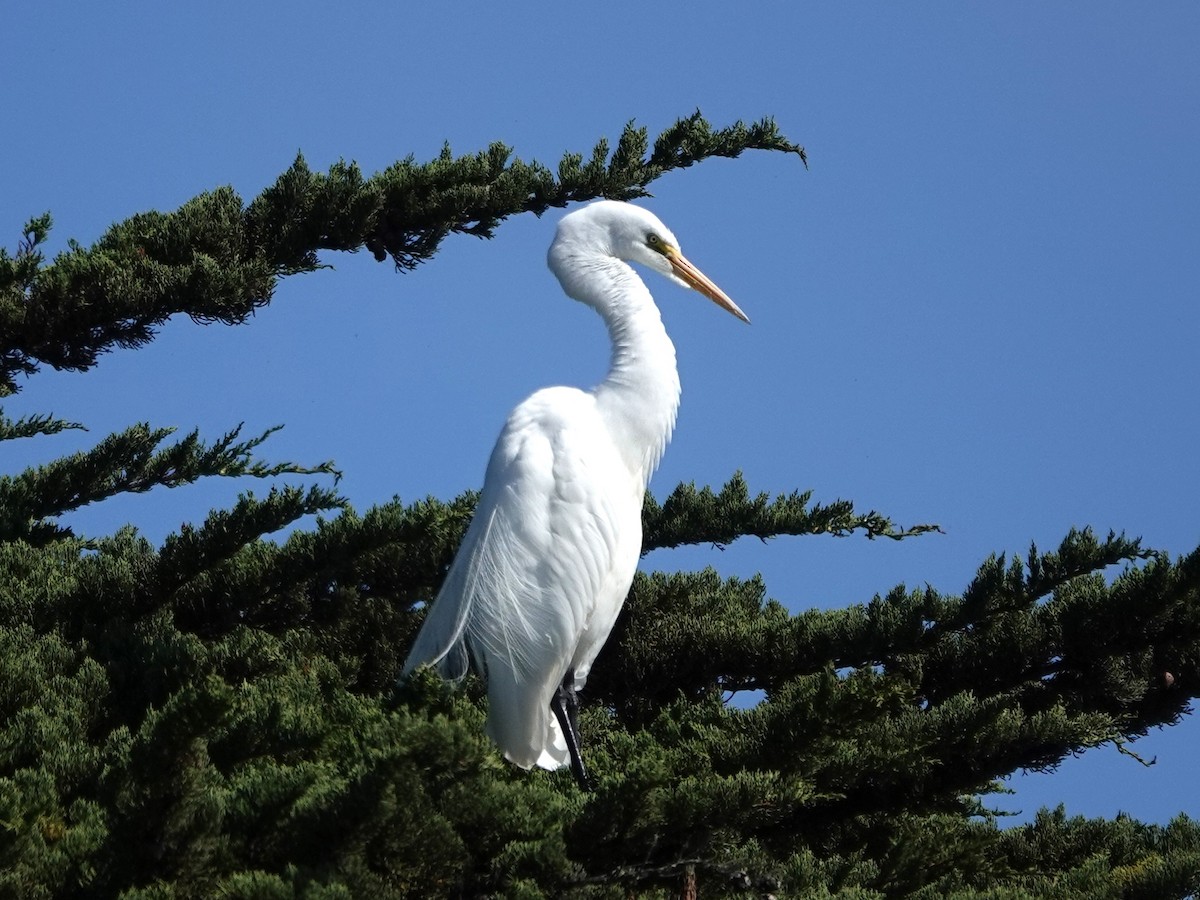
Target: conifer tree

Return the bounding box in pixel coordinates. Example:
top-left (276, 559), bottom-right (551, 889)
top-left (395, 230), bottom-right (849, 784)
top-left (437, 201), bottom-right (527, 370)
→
top-left (2, 113), bottom-right (1198, 898)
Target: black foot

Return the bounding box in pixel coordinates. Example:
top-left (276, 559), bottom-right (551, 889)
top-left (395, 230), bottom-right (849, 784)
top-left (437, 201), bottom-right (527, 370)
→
top-left (551, 671), bottom-right (592, 791)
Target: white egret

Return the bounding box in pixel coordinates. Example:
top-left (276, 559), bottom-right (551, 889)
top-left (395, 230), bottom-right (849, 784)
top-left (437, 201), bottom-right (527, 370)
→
top-left (402, 200), bottom-right (748, 788)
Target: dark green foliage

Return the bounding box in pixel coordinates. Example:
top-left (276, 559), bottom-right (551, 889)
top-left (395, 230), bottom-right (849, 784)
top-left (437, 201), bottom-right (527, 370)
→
top-left (642, 473), bottom-right (943, 550)
top-left (2, 458), bottom-right (1198, 897)
top-left (0, 422), bottom-right (340, 547)
top-left (0, 409), bottom-right (85, 442)
top-left (2, 117), bottom-right (1199, 897)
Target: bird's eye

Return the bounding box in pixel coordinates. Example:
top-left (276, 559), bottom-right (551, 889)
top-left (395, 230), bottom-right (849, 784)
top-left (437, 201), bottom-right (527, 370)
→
top-left (647, 233), bottom-right (661, 248)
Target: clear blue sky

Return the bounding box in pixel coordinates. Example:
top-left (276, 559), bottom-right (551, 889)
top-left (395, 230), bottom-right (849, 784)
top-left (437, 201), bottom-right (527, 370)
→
top-left (4, 4), bottom-right (1198, 826)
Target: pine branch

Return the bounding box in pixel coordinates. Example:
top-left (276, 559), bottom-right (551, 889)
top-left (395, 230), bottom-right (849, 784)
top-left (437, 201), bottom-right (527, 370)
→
top-left (0, 214), bottom-right (53, 386)
top-left (1113, 739), bottom-right (1156, 767)
top-left (949, 528), bottom-right (1152, 626)
top-left (642, 471), bottom-right (941, 553)
top-left (0, 113), bottom-right (804, 395)
top-left (0, 422), bottom-right (338, 544)
top-left (157, 485), bottom-right (346, 597)
top-left (0, 408), bottom-right (85, 442)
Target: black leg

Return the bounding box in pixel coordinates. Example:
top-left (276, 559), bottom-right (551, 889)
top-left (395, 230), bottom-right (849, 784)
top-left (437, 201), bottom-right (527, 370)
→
top-left (551, 671), bottom-right (592, 791)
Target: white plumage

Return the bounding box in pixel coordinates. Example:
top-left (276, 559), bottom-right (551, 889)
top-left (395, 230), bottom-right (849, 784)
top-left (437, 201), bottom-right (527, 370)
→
top-left (403, 200), bottom-right (747, 786)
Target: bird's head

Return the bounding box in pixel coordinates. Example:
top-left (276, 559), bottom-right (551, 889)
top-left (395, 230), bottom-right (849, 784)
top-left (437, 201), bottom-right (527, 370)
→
top-left (549, 200), bottom-right (749, 323)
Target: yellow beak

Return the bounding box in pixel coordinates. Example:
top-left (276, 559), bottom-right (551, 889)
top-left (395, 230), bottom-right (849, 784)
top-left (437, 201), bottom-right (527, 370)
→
top-left (667, 250), bottom-right (750, 324)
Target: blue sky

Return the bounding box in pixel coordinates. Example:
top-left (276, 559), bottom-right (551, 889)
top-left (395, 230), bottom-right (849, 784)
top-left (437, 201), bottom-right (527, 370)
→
top-left (3, 4), bottom-right (1198, 826)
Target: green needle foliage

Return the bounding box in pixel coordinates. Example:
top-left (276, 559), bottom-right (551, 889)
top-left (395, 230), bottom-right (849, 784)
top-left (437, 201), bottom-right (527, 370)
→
top-left (1, 114), bottom-right (1198, 898)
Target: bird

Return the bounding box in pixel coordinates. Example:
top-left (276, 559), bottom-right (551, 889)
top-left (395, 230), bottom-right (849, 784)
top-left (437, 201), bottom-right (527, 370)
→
top-left (402, 200), bottom-right (748, 789)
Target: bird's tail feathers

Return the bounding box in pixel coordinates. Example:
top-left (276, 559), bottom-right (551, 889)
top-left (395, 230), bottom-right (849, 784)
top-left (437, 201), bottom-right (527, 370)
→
top-left (485, 676), bottom-right (569, 771)
top-left (400, 508), bottom-right (499, 679)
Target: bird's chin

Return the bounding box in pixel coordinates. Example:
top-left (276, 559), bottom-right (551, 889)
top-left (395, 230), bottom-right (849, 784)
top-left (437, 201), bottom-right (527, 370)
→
top-left (665, 271), bottom-right (691, 291)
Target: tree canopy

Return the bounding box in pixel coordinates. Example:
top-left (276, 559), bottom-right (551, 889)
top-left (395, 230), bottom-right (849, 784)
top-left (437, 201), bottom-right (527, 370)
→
top-left (1, 114), bottom-right (1198, 898)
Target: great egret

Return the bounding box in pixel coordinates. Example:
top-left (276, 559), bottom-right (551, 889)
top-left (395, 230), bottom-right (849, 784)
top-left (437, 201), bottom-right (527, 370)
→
top-left (402, 200), bottom-right (748, 789)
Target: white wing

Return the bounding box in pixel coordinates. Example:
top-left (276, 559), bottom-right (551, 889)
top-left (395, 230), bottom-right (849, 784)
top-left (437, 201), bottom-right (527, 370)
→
top-left (403, 386), bottom-right (643, 770)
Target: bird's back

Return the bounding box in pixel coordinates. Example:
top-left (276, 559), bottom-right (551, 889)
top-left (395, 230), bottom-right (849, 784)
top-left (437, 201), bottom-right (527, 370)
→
top-left (403, 385), bottom-right (645, 769)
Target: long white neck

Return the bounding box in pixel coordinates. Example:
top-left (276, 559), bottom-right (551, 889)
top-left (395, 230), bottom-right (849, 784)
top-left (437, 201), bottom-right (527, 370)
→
top-left (554, 255), bottom-right (681, 486)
